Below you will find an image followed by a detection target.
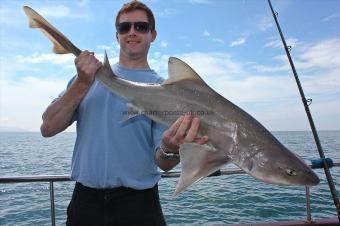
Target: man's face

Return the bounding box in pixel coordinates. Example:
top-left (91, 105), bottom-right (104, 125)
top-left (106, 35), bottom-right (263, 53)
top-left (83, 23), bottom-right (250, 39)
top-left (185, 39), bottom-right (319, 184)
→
top-left (116, 10), bottom-right (156, 60)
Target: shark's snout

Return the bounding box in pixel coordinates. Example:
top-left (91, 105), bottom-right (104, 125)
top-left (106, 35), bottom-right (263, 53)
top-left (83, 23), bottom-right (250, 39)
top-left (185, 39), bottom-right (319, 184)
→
top-left (297, 166), bottom-right (320, 186)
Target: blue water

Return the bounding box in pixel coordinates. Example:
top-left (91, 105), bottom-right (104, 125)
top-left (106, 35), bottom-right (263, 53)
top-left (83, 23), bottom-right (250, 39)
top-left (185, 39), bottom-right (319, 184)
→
top-left (0, 131), bottom-right (339, 225)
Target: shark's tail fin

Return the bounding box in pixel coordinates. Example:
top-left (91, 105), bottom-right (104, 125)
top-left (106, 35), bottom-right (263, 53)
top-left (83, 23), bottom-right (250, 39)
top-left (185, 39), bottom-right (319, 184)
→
top-left (23, 6), bottom-right (81, 56)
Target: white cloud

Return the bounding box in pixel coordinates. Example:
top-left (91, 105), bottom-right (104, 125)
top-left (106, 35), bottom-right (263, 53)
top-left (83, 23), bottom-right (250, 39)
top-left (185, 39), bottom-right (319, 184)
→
top-left (96, 43), bottom-right (119, 56)
top-left (160, 41), bottom-right (168, 48)
top-left (97, 44), bottom-right (113, 50)
top-left (202, 31), bottom-right (225, 45)
top-left (175, 52), bottom-right (244, 78)
top-left (230, 37), bottom-right (246, 47)
top-left (16, 53), bottom-right (74, 65)
top-left (0, 8), bottom-right (12, 25)
top-left (258, 16), bottom-right (273, 31)
top-left (212, 38), bottom-right (225, 44)
top-left (0, 76), bottom-right (70, 131)
top-left (158, 8), bottom-right (178, 17)
top-left (253, 63), bottom-right (290, 73)
top-left (322, 12), bottom-right (340, 22)
top-left (264, 38), bottom-right (298, 49)
top-left (171, 52), bottom-right (297, 102)
top-left (1, 55), bottom-right (39, 81)
top-left (0, 7), bottom-right (24, 26)
top-left (258, 38), bottom-right (340, 73)
top-left (203, 30), bottom-right (211, 37)
top-left (296, 38), bottom-right (340, 70)
top-left (188, 0), bottom-right (212, 4)
top-left (39, 5), bottom-right (71, 18)
top-left (77, 0), bottom-right (90, 7)
top-left (38, 5), bottom-right (89, 19)
top-left (149, 52), bottom-right (169, 77)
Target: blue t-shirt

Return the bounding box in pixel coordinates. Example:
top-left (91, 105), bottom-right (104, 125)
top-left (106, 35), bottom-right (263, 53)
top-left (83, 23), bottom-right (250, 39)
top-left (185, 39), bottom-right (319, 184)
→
top-left (67, 64), bottom-right (166, 189)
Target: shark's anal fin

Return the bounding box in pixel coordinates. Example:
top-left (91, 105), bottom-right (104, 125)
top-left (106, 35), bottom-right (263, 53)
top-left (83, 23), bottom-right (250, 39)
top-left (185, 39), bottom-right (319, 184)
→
top-left (175, 143), bottom-right (230, 196)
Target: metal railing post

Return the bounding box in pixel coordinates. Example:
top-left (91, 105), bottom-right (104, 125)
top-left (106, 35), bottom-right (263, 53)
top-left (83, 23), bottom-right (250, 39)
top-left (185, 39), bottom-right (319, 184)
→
top-left (305, 186), bottom-right (312, 223)
top-left (49, 181), bottom-right (56, 226)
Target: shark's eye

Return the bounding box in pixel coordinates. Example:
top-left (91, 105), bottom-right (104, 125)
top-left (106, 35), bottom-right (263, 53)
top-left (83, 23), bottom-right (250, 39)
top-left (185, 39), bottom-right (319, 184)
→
top-left (286, 168), bottom-right (297, 176)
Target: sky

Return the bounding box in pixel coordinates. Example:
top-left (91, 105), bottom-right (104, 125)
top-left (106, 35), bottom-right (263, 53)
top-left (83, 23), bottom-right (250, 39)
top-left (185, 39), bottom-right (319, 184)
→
top-left (0, 0), bottom-right (339, 132)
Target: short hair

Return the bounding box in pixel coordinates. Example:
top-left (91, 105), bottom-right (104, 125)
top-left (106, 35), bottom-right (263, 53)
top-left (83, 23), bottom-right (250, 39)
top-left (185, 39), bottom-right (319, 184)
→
top-left (115, 1), bottom-right (155, 31)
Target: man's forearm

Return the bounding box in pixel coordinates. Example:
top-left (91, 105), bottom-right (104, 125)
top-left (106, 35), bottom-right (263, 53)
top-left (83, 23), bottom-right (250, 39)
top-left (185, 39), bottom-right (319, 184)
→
top-left (40, 78), bottom-right (91, 137)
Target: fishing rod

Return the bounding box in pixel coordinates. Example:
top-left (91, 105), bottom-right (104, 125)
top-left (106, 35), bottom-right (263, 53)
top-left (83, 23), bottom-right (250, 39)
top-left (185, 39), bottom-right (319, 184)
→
top-left (267, 0), bottom-right (340, 222)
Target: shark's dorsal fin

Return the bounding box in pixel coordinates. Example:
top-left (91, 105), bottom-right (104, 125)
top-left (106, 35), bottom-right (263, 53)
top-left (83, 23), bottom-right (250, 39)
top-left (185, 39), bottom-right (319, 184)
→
top-left (103, 51), bottom-right (116, 76)
top-left (163, 57), bottom-right (205, 85)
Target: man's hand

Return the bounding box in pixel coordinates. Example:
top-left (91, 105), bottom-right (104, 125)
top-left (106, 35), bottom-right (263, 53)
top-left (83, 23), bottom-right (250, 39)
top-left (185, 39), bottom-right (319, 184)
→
top-left (161, 112), bottom-right (209, 154)
top-left (75, 50), bottom-right (102, 86)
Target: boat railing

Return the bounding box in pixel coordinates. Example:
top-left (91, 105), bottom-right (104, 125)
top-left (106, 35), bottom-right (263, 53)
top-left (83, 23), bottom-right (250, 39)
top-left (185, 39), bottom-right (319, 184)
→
top-left (1, 161), bottom-right (339, 226)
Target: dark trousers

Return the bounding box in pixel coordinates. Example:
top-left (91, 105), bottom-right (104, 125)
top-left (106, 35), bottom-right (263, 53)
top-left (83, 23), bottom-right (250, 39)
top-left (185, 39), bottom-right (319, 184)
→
top-left (66, 182), bottom-right (166, 226)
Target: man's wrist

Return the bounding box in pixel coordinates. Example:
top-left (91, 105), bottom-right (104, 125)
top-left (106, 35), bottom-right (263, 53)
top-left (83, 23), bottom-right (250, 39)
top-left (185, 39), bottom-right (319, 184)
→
top-left (159, 141), bottom-right (180, 161)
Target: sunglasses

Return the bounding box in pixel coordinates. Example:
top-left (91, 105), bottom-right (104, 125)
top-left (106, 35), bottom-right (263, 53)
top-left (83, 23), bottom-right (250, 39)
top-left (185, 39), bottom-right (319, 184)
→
top-left (116, 21), bottom-right (153, 34)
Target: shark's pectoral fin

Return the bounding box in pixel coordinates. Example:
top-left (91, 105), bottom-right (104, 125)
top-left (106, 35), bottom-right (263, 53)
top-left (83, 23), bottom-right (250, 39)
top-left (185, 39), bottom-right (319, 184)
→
top-left (175, 143), bottom-right (230, 196)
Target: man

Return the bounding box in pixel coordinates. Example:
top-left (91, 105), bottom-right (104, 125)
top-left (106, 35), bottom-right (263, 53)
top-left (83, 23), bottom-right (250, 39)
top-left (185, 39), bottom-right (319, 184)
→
top-left (41, 1), bottom-right (208, 225)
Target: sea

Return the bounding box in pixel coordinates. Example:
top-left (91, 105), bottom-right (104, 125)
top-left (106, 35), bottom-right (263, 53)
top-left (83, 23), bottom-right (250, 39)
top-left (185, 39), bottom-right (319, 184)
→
top-left (0, 131), bottom-right (339, 226)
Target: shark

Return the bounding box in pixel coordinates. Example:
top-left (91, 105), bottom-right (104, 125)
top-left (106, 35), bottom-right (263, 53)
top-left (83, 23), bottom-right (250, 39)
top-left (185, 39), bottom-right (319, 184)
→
top-left (23, 6), bottom-right (319, 195)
